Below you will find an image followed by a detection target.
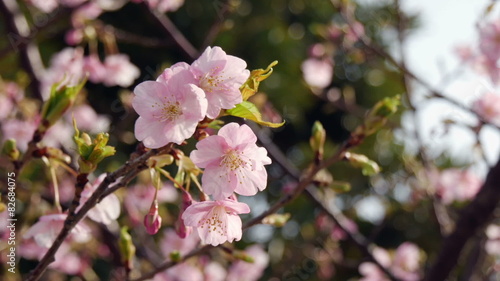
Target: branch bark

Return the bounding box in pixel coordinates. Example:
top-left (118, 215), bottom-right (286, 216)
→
top-left (424, 155), bottom-right (500, 281)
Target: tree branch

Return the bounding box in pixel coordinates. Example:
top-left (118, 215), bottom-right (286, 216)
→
top-left (424, 154), bottom-right (500, 281)
top-left (0, 0), bottom-right (44, 100)
top-left (25, 144), bottom-right (173, 281)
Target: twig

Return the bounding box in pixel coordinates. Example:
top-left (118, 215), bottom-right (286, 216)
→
top-left (247, 122), bottom-right (401, 280)
top-left (129, 245), bottom-right (213, 281)
top-left (0, 0), bottom-right (44, 100)
top-left (144, 4), bottom-right (198, 61)
top-left (25, 144), bottom-right (173, 281)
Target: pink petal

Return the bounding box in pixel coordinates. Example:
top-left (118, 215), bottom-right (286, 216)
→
top-left (190, 135), bottom-right (227, 168)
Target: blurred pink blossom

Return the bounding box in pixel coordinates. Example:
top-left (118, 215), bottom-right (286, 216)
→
top-left (146, 0), bottom-right (185, 13)
top-left (1, 118), bottom-right (37, 151)
top-left (79, 174), bottom-right (121, 225)
top-left (226, 245), bottom-right (270, 281)
top-left (69, 104), bottom-right (110, 133)
top-left (485, 224), bottom-right (500, 256)
top-left (472, 92), bottom-right (500, 126)
top-left (478, 19), bottom-right (500, 63)
top-left (203, 261), bottom-right (227, 281)
top-left (28, 0), bottom-right (59, 13)
top-left (23, 213), bottom-right (91, 248)
top-left (102, 54), bottom-right (140, 87)
top-left (83, 55), bottom-right (108, 83)
top-left (160, 228), bottom-right (199, 259)
top-left (301, 58), bottom-right (333, 89)
top-left (432, 169), bottom-right (483, 205)
top-left (124, 183), bottom-right (177, 225)
top-left (41, 47), bottom-right (85, 98)
top-left (153, 262), bottom-right (204, 281)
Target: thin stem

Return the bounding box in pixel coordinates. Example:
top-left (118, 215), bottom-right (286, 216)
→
top-left (25, 145), bottom-right (172, 281)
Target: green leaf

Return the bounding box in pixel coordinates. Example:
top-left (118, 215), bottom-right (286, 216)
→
top-left (240, 61), bottom-right (278, 101)
top-left (226, 101), bottom-right (285, 128)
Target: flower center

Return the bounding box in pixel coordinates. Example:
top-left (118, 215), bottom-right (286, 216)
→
top-left (199, 72), bottom-right (222, 93)
top-left (199, 206), bottom-right (225, 235)
top-left (221, 150), bottom-right (246, 171)
top-left (158, 101), bottom-right (182, 121)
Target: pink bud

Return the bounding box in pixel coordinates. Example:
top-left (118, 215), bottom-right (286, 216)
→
top-left (143, 201), bottom-right (162, 235)
top-left (175, 191), bottom-right (193, 238)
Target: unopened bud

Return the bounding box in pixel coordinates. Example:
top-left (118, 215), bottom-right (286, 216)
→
top-left (2, 139), bottom-right (19, 161)
top-left (233, 250), bottom-right (255, 263)
top-left (262, 213), bottom-right (291, 227)
top-left (310, 121), bottom-right (326, 157)
top-left (344, 152), bottom-right (381, 176)
top-left (144, 201), bottom-right (162, 235)
top-left (119, 226), bottom-right (136, 271)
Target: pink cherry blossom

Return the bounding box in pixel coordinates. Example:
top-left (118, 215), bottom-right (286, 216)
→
top-left (102, 54), bottom-right (140, 87)
top-left (41, 47), bottom-right (85, 98)
top-left (79, 174), bottom-right (121, 225)
top-left (478, 19), bottom-right (500, 63)
top-left (160, 229), bottom-right (199, 259)
top-left (485, 224), bottom-right (500, 256)
top-left (1, 118), bottom-right (37, 151)
top-left (69, 104), bottom-right (110, 133)
top-left (203, 261), bottom-right (227, 281)
top-left (83, 55), bottom-right (107, 83)
top-left (146, 0), bottom-right (185, 12)
top-left (433, 169), bottom-right (483, 205)
top-left (132, 68), bottom-right (208, 147)
top-left (190, 46), bottom-right (250, 119)
top-left (153, 262), bottom-right (204, 281)
top-left (472, 92), bottom-right (500, 126)
top-left (144, 200), bottom-right (162, 235)
top-left (190, 123), bottom-right (271, 199)
top-left (226, 245), bottom-right (269, 281)
top-left (124, 183), bottom-right (178, 225)
top-left (301, 58), bottom-right (333, 89)
top-left (28, 0), bottom-right (59, 13)
top-left (391, 242), bottom-right (421, 281)
top-left (23, 214), bottom-right (91, 248)
top-left (182, 199), bottom-right (250, 246)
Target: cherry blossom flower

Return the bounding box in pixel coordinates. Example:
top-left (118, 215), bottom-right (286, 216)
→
top-left (79, 174), bottom-right (121, 225)
top-left (132, 67), bottom-right (208, 147)
top-left (23, 214), bottom-right (91, 248)
top-left (28, 0), bottom-right (59, 13)
top-left (83, 55), bottom-right (107, 83)
top-left (69, 104), bottom-right (110, 133)
top-left (146, 0), bottom-right (185, 12)
top-left (182, 199), bottom-right (250, 246)
top-left (359, 243), bottom-right (422, 281)
top-left (472, 92), bottom-right (500, 126)
top-left (432, 169), bottom-right (483, 205)
top-left (479, 19), bottom-right (500, 63)
top-left (1, 118), bottom-right (37, 151)
top-left (485, 224), bottom-right (500, 256)
top-left (190, 122), bottom-right (271, 200)
top-left (226, 245), bottom-right (269, 281)
top-left (190, 46), bottom-right (250, 119)
top-left (301, 58), bottom-right (333, 89)
top-left (102, 54), bottom-right (140, 87)
top-left (153, 262), bottom-right (204, 281)
top-left (41, 47), bottom-right (85, 98)
top-left (124, 183), bottom-right (178, 225)
top-left (160, 229), bottom-right (199, 259)
top-left (203, 261), bottom-right (227, 281)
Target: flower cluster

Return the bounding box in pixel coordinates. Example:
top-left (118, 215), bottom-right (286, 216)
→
top-left (132, 46), bottom-right (250, 148)
top-left (133, 47), bottom-right (272, 246)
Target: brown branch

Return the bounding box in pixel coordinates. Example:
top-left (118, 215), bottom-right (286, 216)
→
top-left (0, 0), bottom-right (44, 100)
top-left (143, 4), bottom-right (198, 61)
top-left (424, 154), bottom-right (500, 281)
top-left (25, 144), bottom-right (172, 281)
